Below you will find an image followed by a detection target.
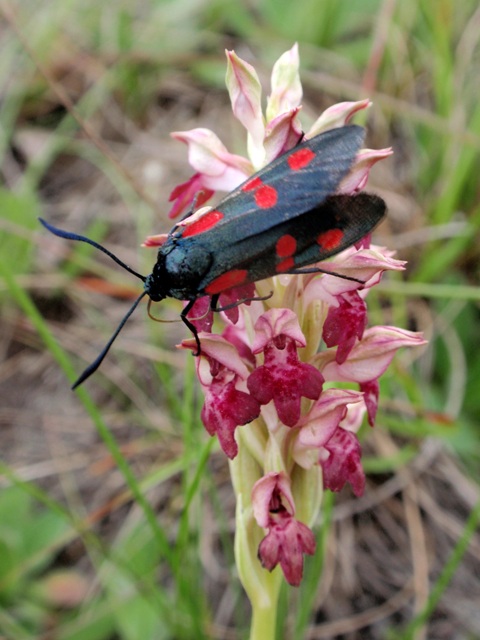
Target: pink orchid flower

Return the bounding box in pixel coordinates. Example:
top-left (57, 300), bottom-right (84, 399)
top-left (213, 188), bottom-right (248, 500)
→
top-left (150, 46), bottom-right (427, 594)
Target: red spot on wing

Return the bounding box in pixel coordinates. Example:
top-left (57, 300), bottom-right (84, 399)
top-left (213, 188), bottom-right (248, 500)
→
top-left (276, 257), bottom-right (295, 272)
top-left (205, 269), bottom-right (248, 295)
top-left (182, 210), bottom-right (224, 237)
top-left (255, 184), bottom-right (278, 208)
top-left (241, 175), bottom-right (278, 208)
top-left (288, 147), bottom-right (316, 171)
top-left (317, 228), bottom-right (344, 251)
top-left (242, 176), bottom-right (263, 192)
top-left (276, 234), bottom-right (296, 258)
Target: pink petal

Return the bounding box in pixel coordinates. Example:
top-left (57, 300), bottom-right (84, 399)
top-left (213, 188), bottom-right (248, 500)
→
top-left (266, 43), bottom-right (302, 121)
top-left (360, 378), bottom-right (379, 426)
top-left (202, 166), bottom-right (251, 192)
top-left (252, 473), bottom-right (316, 586)
top-left (252, 472), bottom-right (295, 527)
top-left (201, 378), bottom-right (260, 459)
top-left (142, 233), bottom-right (168, 248)
top-left (306, 99), bottom-right (371, 137)
top-left (248, 337), bottom-right (324, 427)
top-left (185, 296), bottom-right (213, 333)
top-left (258, 517), bottom-right (316, 587)
top-left (294, 389), bottom-right (363, 468)
top-left (339, 401), bottom-right (367, 434)
top-left (320, 427), bottom-right (365, 496)
top-left (322, 290), bottom-right (367, 364)
top-left (171, 128), bottom-right (251, 187)
top-left (339, 147), bottom-right (393, 194)
top-left (317, 326), bottom-right (427, 383)
top-left (316, 247), bottom-right (406, 286)
top-left (263, 107), bottom-right (303, 163)
top-left (180, 334), bottom-right (251, 381)
top-left (225, 50), bottom-right (265, 149)
top-left (218, 282), bottom-right (256, 324)
top-left (167, 173), bottom-right (213, 219)
top-left (251, 308), bottom-right (307, 354)
top-left (303, 269), bottom-right (361, 308)
top-left (303, 247), bottom-right (406, 307)
top-left (222, 323), bottom-right (256, 366)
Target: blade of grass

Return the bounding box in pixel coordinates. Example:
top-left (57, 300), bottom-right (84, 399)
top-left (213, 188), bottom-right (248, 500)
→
top-left (391, 499), bottom-right (480, 639)
top-left (0, 252), bottom-right (174, 569)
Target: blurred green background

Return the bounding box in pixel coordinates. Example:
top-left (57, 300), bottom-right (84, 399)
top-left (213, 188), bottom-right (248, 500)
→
top-left (1, 1), bottom-right (479, 639)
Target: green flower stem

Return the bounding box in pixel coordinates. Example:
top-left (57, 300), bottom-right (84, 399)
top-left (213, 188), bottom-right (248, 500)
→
top-left (230, 429), bottom-right (283, 640)
top-left (249, 591), bottom-right (281, 640)
top-left (232, 491), bottom-right (282, 640)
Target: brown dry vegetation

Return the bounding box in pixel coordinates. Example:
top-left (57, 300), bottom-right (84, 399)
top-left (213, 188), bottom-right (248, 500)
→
top-left (1, 2), bottom-right (480, 639)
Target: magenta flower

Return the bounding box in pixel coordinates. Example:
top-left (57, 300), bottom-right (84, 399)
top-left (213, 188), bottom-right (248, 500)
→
top-left (183, 334), bottom-right (260, 459)
top-left (148, 45), bottom-right (428, 606)
top-left (322, 289), bottom-right (367, 364)
top-left (293, 389), bottom-right (363, 466)
top-left (168, 128), bottom-right (252, 217)
top-left (247, 310), bottom-right (324, 427)
top-left (252, 472), bottom-right (316, 587)
top-left (167, 173), bottom-right (214, 220)
top-left (319, 427), bottom-right (365, 496)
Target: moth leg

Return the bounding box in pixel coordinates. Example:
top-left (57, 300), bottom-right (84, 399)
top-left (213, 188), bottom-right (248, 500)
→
top-left (209, 294), bottom-right (221, 311)
top-left (179, 189), bottom-right (212, 222)
top-left (296, 131), bottom-right (305, 145)
top-left (211, 291), bottom-right (273, 313)
top-left (180, 298), bottom-right (202, 355)
top-left (286, 266), bottom-right (364, 284)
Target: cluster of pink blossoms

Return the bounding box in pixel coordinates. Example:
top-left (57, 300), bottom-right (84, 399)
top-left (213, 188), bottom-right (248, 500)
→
top-left (146, 46), bottom-right (426, 588)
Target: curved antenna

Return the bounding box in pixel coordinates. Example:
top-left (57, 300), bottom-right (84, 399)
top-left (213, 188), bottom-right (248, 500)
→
top-left (147, 298), bottom-right (181, 323)
top-left (72, 291), bottom-right (147, 389)
top-left (39, 218), bottom-right (152, 388)
top-left (39, 218), bottom-right (146, 282)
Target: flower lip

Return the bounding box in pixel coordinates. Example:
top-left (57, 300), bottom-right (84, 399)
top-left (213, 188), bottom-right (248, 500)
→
top-left (251, 308), bottom-right (307, 353)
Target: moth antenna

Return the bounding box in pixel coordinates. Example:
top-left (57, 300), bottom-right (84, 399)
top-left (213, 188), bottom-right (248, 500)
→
top-left (146, 298), bottom-right (182, 323)
top-left (72, 291), bottom-right (147, 389)
top-left (39, 218), bottom-right (150, 388)
top-left (39, 218), bottom-right (146, 282)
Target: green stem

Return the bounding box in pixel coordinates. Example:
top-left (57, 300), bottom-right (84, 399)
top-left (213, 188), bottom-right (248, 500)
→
top-left (250, 598), bottom-right (279, 640)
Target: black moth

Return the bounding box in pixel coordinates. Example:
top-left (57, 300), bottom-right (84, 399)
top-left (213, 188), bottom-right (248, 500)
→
top-left (40, 125), bottom-right (385, 389)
